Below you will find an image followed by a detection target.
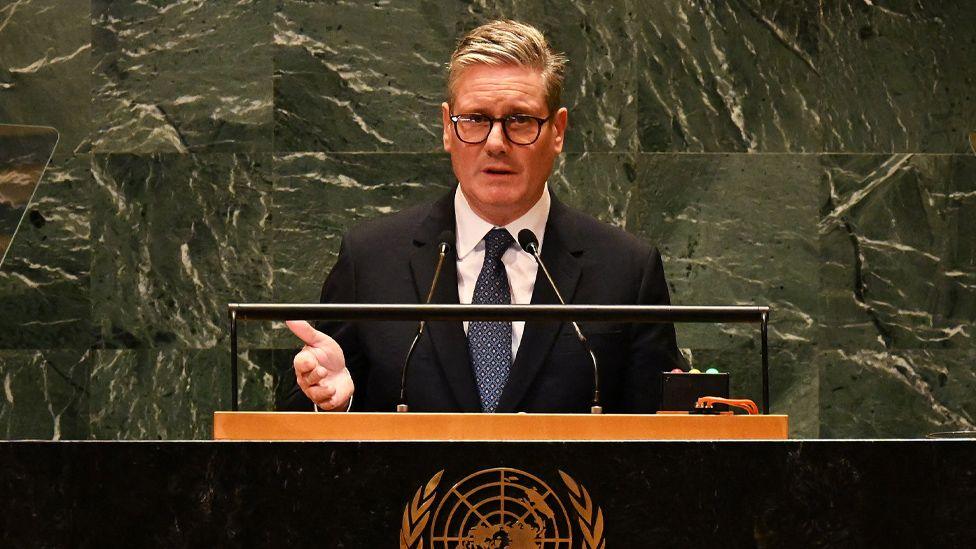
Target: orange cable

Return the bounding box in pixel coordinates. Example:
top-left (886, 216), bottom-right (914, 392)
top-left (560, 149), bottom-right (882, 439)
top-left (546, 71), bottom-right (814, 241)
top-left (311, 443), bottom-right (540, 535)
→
top-left (695, 396), bottom-right (760, 415)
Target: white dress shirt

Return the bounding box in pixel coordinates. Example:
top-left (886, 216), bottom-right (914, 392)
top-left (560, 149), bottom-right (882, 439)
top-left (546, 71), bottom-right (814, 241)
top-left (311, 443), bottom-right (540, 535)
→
top-left (454, 184), bottom-right (550, 359)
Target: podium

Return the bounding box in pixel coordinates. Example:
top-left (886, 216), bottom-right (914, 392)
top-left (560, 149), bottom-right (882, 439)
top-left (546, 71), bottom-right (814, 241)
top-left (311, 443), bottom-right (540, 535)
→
top-left (213, 412), bottom-right (789, 440)
top-left (5, 430), bottom-right (975, 545)
top-left (207, 411), bottom-right (793, 544)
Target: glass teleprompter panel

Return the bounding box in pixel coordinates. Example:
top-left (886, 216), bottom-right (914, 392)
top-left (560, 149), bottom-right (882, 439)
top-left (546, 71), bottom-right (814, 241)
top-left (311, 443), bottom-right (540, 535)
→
top-left (0, 124), bottom-right (58, 268)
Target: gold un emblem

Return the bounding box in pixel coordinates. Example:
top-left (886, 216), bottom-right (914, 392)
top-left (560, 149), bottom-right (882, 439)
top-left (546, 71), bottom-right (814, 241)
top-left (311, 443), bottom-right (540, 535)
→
top-left (399, 467), bottom-right (605, 549)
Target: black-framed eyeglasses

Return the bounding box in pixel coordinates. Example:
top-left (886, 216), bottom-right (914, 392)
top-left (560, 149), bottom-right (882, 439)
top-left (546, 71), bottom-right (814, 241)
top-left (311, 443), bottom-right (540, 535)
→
top-left (450, 113), bottom-right (552, 145)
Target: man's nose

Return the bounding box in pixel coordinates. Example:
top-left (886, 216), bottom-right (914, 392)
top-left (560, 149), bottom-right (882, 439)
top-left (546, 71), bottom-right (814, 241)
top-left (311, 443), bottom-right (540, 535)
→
top-left (483, 120), bottom-right (509, 153)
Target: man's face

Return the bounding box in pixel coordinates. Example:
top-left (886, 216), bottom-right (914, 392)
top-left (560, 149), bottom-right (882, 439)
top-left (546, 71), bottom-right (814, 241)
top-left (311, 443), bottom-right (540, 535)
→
top-left (442, 64), bottom-right (568, 225)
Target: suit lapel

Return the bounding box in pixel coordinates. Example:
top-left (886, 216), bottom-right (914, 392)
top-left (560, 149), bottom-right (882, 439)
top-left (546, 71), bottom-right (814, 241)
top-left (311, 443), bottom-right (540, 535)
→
top-left (409, 190), bottom-right (482, 411)
top-left (496, 196), bottom-right (582, 412)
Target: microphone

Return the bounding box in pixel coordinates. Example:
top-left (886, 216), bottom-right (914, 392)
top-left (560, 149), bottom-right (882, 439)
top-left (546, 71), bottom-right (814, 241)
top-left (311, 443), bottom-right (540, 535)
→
top-left (518, 229), bottom-right (603, 414)
top-left (397, 230), bottom-right (454, 412)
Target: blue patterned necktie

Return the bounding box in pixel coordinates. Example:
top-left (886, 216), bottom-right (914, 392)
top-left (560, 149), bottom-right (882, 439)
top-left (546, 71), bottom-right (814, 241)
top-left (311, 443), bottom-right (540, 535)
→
top-left (468, 228), bottom-right (515, 413)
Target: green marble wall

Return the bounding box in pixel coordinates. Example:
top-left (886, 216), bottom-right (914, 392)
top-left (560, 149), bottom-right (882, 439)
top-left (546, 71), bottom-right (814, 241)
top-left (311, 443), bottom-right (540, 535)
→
top-left (1, 0), bottom-right (974, 439)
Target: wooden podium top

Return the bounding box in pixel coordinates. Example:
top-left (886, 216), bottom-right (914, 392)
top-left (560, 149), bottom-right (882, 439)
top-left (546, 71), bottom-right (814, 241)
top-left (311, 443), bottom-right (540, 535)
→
top-left (213, 412), bottom-right (788, 441)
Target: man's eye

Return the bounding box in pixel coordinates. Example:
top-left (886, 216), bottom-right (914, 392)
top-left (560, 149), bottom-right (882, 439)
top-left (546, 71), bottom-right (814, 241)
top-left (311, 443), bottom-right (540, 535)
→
top-left (509, 115), bottom-right (532, 123)
top-left (461, 115), bottom-right (490, 124)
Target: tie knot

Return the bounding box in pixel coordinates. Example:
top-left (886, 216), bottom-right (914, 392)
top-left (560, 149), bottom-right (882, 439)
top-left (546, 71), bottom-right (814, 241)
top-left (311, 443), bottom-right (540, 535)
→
top-left (483, 228), bottom-right (514, 261)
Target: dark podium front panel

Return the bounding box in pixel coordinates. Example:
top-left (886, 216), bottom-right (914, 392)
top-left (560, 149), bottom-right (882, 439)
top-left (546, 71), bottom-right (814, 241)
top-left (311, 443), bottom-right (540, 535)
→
top-left (2, 441), bottom-right (974, 547)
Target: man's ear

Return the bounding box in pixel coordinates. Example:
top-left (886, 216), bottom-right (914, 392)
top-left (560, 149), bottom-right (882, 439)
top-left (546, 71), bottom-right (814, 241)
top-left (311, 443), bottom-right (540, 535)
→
top-left (551, 107), bottom-right (568, 153)
top-left (441, 102), bottom-right (453, 152)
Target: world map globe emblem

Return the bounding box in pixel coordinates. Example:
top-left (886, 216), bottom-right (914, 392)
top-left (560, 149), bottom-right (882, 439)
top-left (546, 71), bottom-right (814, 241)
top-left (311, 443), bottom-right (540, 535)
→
top-left (429, 467), bottom-right (573, 548)
top-left (400, 467), bottom-right (604, 549)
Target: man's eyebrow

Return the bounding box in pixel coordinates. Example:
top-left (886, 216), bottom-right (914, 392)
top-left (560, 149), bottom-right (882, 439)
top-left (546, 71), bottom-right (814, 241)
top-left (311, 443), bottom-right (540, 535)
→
top-left (453, 100), bottom-right (539, 113)
top-left (454, 107), bottom-right (542, 115)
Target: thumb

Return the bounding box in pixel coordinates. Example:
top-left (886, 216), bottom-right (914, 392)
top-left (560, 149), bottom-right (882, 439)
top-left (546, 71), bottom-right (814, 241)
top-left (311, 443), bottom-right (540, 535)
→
top-left (287, 320), bottom-right (345, 373)
top-left (285, 320), bottom-right (328, 347)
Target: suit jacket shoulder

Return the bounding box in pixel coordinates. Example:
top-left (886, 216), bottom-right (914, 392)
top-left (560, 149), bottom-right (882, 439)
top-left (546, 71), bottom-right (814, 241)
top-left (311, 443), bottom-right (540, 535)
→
top-left (339, 198), bottom-right (439, 258)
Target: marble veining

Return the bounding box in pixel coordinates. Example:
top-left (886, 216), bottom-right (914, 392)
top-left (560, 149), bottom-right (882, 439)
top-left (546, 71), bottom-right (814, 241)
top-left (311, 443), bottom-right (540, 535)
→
top-left (0, 350), bottom-right (90, 440)
top-left (819, 155), bottom-right (976, 350)
top-left (0, 1), bottom-right (974, 439)
top-left (0, 154), bottom-right (93, 349)
top-left (88, 348), bottom-right (273, 440)
top-left (817, 1), bottom-right (976, 153)
top-left (820, 348), bottom-right (976, 438)
top-left (274, 0), bottom-right (638, 152)
top-left (633, 0), bottom-right (823, 152)
top-left (91, 0), bottom-right (273, 153)
top-left (0, 0), bottom-right (92, 154)
top-left (89, 153), bottom-right (274, 349)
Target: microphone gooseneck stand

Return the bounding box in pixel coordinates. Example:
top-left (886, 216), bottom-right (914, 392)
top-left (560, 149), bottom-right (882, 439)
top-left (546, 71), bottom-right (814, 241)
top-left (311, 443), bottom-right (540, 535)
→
top-left (397, 231), bottom-right (454, 412)
top-left (517, 229), bottom-right (603, 414)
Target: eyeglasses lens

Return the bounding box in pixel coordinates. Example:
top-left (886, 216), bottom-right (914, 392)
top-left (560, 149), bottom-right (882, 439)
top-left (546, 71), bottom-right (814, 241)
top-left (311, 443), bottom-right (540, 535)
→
top-left (455, 116), bottom-right (541, 145)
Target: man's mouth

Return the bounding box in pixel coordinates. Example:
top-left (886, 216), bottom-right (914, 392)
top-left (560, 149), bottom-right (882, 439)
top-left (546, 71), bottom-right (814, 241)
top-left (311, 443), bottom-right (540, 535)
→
top-left (483, 167), bottom-right (517, 175)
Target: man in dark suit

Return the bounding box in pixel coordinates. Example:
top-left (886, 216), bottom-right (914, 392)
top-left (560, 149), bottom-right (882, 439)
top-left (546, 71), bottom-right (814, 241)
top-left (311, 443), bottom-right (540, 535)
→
top-left (280, 20), bottom-right (680, 413)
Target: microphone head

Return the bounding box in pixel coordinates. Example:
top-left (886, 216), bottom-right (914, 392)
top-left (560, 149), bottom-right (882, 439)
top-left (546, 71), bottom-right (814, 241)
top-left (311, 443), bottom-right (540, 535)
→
top-left (517, 229), bottom-right (539, 254)
top-left (435, 230), bottom-right (455, 255)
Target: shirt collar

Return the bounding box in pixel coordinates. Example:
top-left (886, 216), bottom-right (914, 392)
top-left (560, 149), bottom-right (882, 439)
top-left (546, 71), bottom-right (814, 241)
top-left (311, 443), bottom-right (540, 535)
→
top-left (454, 183), bottom-right (550, 260)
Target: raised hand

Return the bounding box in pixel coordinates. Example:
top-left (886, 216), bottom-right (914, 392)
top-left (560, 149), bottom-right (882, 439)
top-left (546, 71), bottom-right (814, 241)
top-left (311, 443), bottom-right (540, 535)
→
top-left (286, 320), bottom-right (354, 411)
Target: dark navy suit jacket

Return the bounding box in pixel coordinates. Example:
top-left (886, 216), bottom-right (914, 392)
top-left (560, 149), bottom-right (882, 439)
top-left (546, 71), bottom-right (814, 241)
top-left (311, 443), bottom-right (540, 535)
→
top-left (278, 189), bottom-right (680, 413)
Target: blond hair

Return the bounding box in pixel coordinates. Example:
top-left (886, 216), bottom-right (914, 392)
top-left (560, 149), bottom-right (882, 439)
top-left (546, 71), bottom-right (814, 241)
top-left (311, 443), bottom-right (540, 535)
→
top-left (448, 20), bottom-right (568, 113)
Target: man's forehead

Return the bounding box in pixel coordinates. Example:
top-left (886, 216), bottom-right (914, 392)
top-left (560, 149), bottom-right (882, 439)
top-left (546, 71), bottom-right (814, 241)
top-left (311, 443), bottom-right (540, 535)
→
top-left (451, 64), bottom-right (547, 110)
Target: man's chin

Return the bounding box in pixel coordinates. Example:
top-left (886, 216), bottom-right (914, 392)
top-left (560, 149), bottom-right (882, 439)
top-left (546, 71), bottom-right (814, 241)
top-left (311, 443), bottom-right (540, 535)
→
top-left (462, 184), bottom-right (543, 222)
top-left (468, 186), bottom-right (523, 207)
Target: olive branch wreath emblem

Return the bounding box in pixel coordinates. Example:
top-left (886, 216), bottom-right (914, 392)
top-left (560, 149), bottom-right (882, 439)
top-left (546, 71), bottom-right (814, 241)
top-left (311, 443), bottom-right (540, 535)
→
top-left (558, 470), bottom-right (605, 549)
top-left (399, 470), bottom-right (444, 549)
top-left (398, 469), bottom-right (605, 548)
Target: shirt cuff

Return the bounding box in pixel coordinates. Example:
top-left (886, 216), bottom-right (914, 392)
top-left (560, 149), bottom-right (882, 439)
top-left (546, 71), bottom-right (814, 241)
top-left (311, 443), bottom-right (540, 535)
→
top-left (312, 394), bottom-right (353, 413)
